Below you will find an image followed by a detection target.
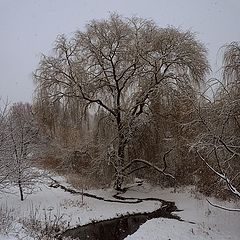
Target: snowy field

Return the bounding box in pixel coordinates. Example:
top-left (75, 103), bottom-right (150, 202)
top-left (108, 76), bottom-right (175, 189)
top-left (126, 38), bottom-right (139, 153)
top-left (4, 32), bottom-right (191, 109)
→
top-left (0, 173), bottom-right (240, 239)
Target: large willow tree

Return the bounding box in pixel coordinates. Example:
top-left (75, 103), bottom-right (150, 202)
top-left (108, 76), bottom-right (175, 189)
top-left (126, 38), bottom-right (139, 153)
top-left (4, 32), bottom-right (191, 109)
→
top-left (34, 14), bottom-right (209, 190)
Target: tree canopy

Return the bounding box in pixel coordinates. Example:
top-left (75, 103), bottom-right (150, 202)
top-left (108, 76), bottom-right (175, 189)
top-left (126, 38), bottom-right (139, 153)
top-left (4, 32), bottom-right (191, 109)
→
top-left (34, 14), bottom-right (209, 189)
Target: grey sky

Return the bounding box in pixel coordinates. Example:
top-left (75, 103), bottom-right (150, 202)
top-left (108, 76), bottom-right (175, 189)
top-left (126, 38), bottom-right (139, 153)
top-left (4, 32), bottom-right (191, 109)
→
top-left (0, 0), bottom-right (239, 103)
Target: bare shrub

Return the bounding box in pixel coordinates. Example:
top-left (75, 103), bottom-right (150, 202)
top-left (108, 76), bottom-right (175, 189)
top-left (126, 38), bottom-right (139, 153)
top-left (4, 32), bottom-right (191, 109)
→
top-left (0, 204), bottom-right (16, 235)
top-left (20, 206), bottom-right (71, 240)
top-left (36, 155), bottom-right (64, 173)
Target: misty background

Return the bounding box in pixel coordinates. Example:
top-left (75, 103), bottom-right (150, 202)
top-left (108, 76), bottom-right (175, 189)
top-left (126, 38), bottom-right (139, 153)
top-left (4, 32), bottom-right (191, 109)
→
top-left (0, 0), bottom-right (240, 103)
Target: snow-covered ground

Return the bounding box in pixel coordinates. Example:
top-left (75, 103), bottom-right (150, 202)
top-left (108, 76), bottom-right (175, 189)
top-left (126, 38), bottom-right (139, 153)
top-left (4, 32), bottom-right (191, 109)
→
top-left (125, 186), bottom-right (240, 240)
top-left (0, 174), bottom-right (240, 239)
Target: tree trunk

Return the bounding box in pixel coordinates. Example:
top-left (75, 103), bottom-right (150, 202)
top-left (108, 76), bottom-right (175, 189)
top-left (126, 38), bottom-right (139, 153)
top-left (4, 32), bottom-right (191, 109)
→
top-left (114, 131), bottom-right (126, 191)
top-left (18, 179), bottom-right (24, 201)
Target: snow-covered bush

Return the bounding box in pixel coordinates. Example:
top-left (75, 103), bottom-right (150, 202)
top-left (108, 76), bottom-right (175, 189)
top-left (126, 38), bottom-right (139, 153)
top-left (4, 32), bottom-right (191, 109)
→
top-left (20, 206), bottom-right (71, 240)
top-left (0, 205), bottom-right (16, 235)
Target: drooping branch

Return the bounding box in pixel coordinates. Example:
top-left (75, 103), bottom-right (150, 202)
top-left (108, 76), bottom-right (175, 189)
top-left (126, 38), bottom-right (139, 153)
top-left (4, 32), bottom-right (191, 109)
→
top-left (206, 199), bottom-right (240, 212)
top-left (126, 165), bottom-right (148, 176)
top-left (123, 158), bottom-right (175, 179)
top-left (123, 149), bottom-right (175, 179)
top-left (196, 151), bottom-right (240, 199)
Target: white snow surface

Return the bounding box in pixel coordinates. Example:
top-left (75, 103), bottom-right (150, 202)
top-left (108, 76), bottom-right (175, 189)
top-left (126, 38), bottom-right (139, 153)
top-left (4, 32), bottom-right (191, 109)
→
top-left (0, 174), bottom-right (240, 239)
top-left (125, 187), bottom-right (240, 240)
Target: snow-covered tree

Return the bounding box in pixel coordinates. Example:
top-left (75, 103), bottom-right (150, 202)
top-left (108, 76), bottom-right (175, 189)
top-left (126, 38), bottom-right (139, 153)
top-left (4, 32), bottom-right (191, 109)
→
top-left (5, 103), bottom-right (41, 200)
top-left (34, 14), bottom-right (209, 190)
top-left (0, 100), bottom-right (11, 191)
top-left (191, 42), bottom-right (240, 210)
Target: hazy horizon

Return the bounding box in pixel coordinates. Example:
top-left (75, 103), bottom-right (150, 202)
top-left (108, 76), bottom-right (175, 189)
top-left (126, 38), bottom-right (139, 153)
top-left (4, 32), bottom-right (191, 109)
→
top-left (0, 0), bottom-right (240, 103)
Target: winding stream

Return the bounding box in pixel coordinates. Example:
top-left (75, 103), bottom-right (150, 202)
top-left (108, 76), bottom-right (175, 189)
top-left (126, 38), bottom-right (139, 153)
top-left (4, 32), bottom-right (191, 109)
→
top-left (50, 179), bottom-right (190, 240)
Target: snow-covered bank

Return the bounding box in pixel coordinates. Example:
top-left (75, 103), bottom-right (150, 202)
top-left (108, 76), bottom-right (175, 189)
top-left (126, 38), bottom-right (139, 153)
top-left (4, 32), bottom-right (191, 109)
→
top-left (0, 178), bottom-right (161, 228)
top-left (125, 186), bottom-right (240, 239)
top-left (0, 176), bottom-right (240, 239)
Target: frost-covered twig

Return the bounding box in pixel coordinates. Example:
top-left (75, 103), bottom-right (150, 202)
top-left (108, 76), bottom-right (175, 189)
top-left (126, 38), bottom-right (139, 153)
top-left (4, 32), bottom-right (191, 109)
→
top-left (207, 199), bottom-right (240, 212)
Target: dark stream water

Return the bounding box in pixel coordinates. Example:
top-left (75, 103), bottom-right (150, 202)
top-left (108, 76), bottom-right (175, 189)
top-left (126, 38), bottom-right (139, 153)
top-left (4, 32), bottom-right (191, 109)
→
top-left (50, 180), bottom-right (186, 240)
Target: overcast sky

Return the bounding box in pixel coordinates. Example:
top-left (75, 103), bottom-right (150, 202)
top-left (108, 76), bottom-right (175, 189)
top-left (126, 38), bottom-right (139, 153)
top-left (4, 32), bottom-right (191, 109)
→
top-left (0, 0), bottom-right (240, 103)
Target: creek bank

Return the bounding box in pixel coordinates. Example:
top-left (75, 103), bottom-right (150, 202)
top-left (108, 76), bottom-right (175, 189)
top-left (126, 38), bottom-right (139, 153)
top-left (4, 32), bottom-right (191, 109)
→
top-left (50, 179), bottom-right (189, 240)
top-left (59, 202), bottom-right (180, 240)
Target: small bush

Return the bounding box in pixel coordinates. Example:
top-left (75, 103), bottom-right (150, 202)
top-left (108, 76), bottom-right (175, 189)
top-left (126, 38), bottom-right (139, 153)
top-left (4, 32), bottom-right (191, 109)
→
top-left (0, 204), bottom-right (15, 235)
top-left (20, 205), bottom-right (71, 240)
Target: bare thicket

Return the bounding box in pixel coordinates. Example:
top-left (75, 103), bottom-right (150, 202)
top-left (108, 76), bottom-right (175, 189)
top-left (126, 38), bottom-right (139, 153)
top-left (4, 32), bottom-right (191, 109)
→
top-left (0, 100), bottom-right (11, 191)
top-left (191, 42), bottom-right (240, 209)
top-left (34, 14), bottom-right (209, 190)
top-left (128, 80), bottom-right (200, 185)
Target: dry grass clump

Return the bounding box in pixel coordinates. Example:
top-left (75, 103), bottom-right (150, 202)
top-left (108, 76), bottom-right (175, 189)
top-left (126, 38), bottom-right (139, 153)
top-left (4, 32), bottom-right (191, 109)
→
top-left (35, 155), bottom-right (62, 171)
top-left (65, 172), bottom-right (111, 190)
top-left (0, 204), bottom-right (16, 235)
top-left (20, 206), bottom-right (71, 240)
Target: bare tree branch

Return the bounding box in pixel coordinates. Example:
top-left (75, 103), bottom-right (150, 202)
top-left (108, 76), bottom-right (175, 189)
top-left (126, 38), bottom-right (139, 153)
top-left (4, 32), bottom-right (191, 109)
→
top-left (207, 199), bottom-right (240, 212)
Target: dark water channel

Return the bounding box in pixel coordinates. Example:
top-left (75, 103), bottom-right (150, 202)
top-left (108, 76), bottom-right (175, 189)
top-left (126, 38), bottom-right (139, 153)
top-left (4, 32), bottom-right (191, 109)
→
top-left (51, 180), bottom-right (186, 240)
top-left (59, 202), bottom-right (181, 240)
